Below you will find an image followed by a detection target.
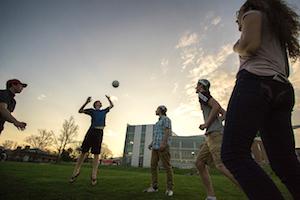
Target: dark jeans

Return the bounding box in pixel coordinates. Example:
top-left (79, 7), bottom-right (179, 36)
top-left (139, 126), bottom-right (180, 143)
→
top-left (0, 122), bottom-right (4, 135)
top-left (221, 70), bottom-right (300, 200)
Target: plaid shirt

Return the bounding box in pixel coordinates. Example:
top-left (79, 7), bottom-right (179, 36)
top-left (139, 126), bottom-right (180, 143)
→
top-left (152, 116), bottom-right (172, 150)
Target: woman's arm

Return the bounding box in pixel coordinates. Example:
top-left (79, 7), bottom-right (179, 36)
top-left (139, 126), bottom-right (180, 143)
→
top-left (234, 12), bottom-right (262, 56)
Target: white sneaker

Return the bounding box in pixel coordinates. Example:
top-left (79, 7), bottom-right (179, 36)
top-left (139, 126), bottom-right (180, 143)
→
top-left (205, 197), bottom-right (217, 200)
top-left (143, 187), bottom-right (158, 193)
top-left (165, 190), bottom-right (174, 197)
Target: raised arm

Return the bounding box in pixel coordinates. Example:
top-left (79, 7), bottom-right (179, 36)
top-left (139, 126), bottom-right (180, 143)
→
top-left (0, 103), bottom-right (26, 130)
top-left (79, 97), bottom-right (91, 113)
top-left (105, 95), bottom-right (114, 109)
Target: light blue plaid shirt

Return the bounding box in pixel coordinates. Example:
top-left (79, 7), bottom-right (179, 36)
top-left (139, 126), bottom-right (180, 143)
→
top-left (152, 116), bottom-right (172, 150)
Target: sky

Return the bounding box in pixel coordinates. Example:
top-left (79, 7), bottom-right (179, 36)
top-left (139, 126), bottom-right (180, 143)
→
top-left (1, 0), bottom-right (300, 156)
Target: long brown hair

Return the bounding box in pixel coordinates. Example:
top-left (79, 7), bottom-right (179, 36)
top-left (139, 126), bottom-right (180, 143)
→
top-left (241, 0), bottom-right (300, 62)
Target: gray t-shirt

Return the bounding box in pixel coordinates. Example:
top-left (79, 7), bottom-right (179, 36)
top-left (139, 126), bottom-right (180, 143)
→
top-left (198, 92), bottom-right (223, 135)
top-left (238, 10), bottom-right (289, 78)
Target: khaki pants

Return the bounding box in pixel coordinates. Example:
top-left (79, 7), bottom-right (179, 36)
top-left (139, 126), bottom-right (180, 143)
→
top-left (151, 146), bottom-right (174, 190)
top-left (196, 132), bottom-right (223, 166)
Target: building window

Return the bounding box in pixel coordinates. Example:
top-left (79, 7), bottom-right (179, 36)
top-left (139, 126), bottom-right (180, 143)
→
top-left (140, 125), bottom-right (146, 156)
top-left (138, 156), bottom-right (143, 167)
top-left (182, 140), bottom-right (193, 148)
top-left (170, 139), bottom-right (180, 148)
top-left (123, 125), bottom-right (135, 157)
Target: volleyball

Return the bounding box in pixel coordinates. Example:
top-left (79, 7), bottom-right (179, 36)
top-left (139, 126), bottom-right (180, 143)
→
top-left (112, 80), bottom-right (119, 88)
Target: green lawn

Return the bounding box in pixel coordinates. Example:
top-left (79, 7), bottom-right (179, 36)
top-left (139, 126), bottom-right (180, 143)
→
top-left (0, 161), bottom-right (291, 200)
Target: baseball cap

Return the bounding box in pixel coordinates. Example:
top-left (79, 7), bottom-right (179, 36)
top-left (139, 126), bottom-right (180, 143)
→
top-left (197, 79), bottom-right (210, 91)
top-left (6, 79), bottom-right (28, 89)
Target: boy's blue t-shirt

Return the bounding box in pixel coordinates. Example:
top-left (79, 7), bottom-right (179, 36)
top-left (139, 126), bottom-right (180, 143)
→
top-left (83, 107), bottom-right (110, 127)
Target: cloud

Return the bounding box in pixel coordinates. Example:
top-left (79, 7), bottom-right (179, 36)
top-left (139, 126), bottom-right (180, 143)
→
top-left (176, 30), bottom-right (236, 113)
top-left (188, 44), bottom-right (233, 78)
top-left (179, 47), bottom-right (202, 70)
top-left (211, 16), bottom-right (221, 26)
top-left (37, 94), bottom-right (46, 101)
top-left (172, 83), bottom-right (179, 94)
top-left (205, 71), bottom-right (236, 108)
top-left (161, 58), bottom-right (169, 74)
top-left (186, 44), bottom-right (235, 108)
top-left (175, 13), bottom-right (227, 72)
top-left (172, 103), bottom-right (201, 117)
top-left (176, 32), bottom-right (199, 49)
top-left (172, 11), bottom-right (237, 117)
top-left (204, 11), bottom-right (215, 20)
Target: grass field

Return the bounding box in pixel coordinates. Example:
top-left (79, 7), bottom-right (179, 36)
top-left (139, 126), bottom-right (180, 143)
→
top-left (0, 161), bottom-right (292, 200)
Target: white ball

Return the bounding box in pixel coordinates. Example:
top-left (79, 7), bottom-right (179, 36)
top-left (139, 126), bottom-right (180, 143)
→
top-left (112, 80), bottom-right (119, 88)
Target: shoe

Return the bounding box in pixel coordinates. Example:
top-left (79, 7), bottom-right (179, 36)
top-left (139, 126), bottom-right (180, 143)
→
top-left (205, 197), bottom-right (217, 200)
top-left (69, 172), bottom-right (80, 183)
top-left (165, 190), bottom-right (173, 197)
top-left (91, 176), bottom-right (97, 186)
top-left (143, 187), bottom-right (158, 193)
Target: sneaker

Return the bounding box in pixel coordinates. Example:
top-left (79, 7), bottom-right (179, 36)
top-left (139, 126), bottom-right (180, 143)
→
top-left (165, 190), bottom-right (174, 197)
top-left (205, 197), bottom-right (217, 200)
top-left (143, 187), bottom-right (158, 193)
top-left (91, 176), bottom-right (97, 186)
top-left (69, 172), bottom-right (80, 183)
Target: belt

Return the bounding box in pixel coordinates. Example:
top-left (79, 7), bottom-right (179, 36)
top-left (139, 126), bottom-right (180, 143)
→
top-left (238, 70), bottom-right (290, 84)
top-left (94, 126), bottom-right (104, 130)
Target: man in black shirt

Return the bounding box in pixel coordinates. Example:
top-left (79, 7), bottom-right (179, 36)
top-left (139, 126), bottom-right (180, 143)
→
top-left (0, 79), bottom-right (27, 135)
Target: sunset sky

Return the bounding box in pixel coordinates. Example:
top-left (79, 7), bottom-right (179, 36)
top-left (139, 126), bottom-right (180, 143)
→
top-left (1, 0), bottom-right (300, 156)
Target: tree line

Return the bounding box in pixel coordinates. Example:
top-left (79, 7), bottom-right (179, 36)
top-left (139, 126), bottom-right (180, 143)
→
top-left (0, 116), bottom-right (113, 161)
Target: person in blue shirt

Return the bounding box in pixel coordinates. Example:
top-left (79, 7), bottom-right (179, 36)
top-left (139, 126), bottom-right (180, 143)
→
top-left (69, 95), bottom-right (113, 185)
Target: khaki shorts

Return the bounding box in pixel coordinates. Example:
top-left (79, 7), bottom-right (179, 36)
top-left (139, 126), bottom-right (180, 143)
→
top-left (196, 132), bottom-right (223, 166)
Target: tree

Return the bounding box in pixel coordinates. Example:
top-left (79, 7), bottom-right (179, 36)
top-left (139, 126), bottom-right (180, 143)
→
top-left (100, 143), bottom-right (113, 159)
top-left (69, 141), bottom-right (82, 159)
top-left (55, 116), bottom-right (79, 161)
top-left (60, 148), bottom-right (74, 161)
top-left (25, 130), bottom-right (55, 150)
top-left (1, 140), bottom-right (18, 150)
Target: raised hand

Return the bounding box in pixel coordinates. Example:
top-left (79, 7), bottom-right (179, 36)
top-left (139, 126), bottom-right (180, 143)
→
top-left (86, 97), bottom-right (92, 103)
top-left (14, 121), bottom-right (27, 131)
top-left (199, 123), bottom-right (208, 130)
